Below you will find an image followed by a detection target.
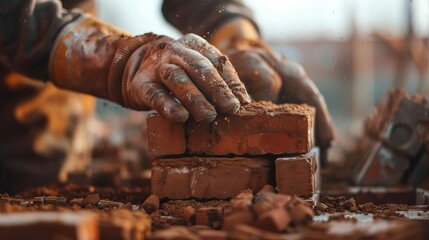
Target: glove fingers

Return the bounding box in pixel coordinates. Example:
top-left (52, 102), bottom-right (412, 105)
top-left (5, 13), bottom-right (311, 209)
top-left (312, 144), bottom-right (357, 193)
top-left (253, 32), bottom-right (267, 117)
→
top-left (229, 51), bottom-right (282, 102)
top-left (179, 34), bottom-right (251, 105)
top-left (159, 63), bottom-right (217, 123)
top-left (276, 60), bottom-right (335, 149)
top-left (136, 78), bottom-right (189, 123)
top-left (167, 42), bottom-right (240, 115)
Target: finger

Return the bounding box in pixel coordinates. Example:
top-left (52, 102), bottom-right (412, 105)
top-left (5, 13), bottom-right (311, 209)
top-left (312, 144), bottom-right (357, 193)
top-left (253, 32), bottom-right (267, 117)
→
top-left (229, 51), bottom-right (282, 102)
top-left (179, 34), bottom-right (251, 104)
top-left (166, 42), bottom-right (240, 115)
top-left (276, 61), bottom-right (335, 149)
top-left (139, 80), bottom-right (189, 123)
top-left (159, 63), bottom-right (217, 123)
top-left (121, 42), bottom-right (189, 123)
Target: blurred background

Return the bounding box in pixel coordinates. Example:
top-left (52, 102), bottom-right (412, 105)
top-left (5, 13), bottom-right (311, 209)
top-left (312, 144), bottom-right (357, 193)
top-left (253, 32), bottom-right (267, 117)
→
top-left (91, 0), bottom-right (428, 158)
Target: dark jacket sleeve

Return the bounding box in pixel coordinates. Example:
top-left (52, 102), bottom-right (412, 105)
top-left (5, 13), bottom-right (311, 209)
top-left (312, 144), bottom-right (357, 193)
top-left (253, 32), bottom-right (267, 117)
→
top-left (162, 0), bottom-right (258, 39)
top-left (0, 0), bottom-right (82, 80)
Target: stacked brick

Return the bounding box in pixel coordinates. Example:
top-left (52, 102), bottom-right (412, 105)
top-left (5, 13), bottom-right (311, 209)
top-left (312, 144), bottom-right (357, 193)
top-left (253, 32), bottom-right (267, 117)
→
top-left (148, 101), bottom-right (319, 200)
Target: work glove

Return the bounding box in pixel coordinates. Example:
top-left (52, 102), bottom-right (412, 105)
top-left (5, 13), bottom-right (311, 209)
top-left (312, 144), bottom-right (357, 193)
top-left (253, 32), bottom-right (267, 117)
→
top-left (211, 19), bottom-right (335, 166)
top-left (50, 15), bottom-right (251, 123)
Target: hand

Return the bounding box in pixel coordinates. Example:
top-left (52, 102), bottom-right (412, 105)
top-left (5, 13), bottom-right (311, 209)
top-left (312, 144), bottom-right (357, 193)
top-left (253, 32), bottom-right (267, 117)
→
top-left (120, 33), bottom-right (251, 123)
top-left (226, 40), bottom-right (335, 164)
top-left (50, 18), bottom-right (251, 124)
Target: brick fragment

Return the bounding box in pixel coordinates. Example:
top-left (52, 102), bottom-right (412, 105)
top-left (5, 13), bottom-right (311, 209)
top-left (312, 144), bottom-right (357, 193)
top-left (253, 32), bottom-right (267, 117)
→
top-left (276, 151), bottom-right (317, 197)
top-left (183, 206), bottom-right (196, 225)
top-left (70, 198), bottom-right (83, 206)
top-left (151, 157), bottom-right (272, 199)
top-left (231, 190), bottom-right (254, 212)
top-left (256, 185), bottom-right (277, 196)
top-left (187, 102), bottom-right (314, 155)
top-left (195, 207), bottom-right (224, 229)
top-left (82, 194), bottom-right (100, 207)
top-left (141, 194), bottom-right (159, 214)
top-left (222, 211), bottom-right (255, 231)
top-left (252, 193), bottom-right (291, 218)
top-left (147, 113), bottom-right (186, 156)
top-left (32, 196), bottom-right (44, 205)
top-left (286, 197), bottom-right (314, 224)
top-left (0, 212), bottom-right (98, 240)
top-left (255, 207), bottom-right (291, 233)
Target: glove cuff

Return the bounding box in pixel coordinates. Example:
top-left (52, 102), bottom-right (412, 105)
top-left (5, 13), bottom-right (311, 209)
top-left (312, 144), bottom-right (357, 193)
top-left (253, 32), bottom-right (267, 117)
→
top-left (108, 33), bottom-right (161, 105)
top-left (49, 15), bottom-right (130, 100)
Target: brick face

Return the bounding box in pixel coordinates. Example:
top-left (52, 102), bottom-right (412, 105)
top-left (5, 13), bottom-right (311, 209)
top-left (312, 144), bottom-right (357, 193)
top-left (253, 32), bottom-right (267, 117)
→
top-left (147, 114), bottom-right (186, 156)
top-left (147, 102), bottom-right (314, 156)
top-left (151, 157), bottom-right (273, 199)
top-left (276, 151), bottom-right (317, 197)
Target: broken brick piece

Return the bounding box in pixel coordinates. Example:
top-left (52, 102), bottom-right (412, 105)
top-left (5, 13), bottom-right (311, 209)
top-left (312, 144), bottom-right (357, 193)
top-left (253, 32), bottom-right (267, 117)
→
top-left (187, 102), bottom-right (314, 155)
top-left (256, 185), bottom-right (277, 196)
top-left (222, 211), bottom-right (255, 231)
top-left (276, 151), bottom-right (317, 197)
top-left (147, 113), bottom-right (186, 156)
top-left (151, 157), bottom-right (272, 199)
top-left (287, 201), bottom-right (314, 224)
top-left (0, 212), bottom-right (98, 240)
top-left (183, 206), bottom-right (196, 226)
top-left (252, 193), bottom-right (291, 218)
top-left (141, 194), bottom-right (159, 214)
top-left (231, 190), bottom-right (254, 212)
top-left (82, 194), bottom-right (100, 207)
top-left (255, 207), bottom-right (291, 233)
top-left (196, 207), bottom-right (224, 229)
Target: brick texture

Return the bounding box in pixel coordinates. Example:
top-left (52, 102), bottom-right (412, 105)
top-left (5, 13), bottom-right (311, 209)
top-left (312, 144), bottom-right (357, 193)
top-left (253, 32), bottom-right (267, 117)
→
top-left (147, 102), bottom-right (314, 156)
top-left (276, 151), bottom-right (317, 197)
top-left (151, 157), bottom-right (273, 199)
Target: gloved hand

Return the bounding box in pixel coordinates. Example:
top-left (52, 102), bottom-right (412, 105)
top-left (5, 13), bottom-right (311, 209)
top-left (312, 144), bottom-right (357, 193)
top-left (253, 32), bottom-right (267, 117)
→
top-left (211, 19), bottom-right (335, 165)
top-left (50, 16), bottom-right (251, 123)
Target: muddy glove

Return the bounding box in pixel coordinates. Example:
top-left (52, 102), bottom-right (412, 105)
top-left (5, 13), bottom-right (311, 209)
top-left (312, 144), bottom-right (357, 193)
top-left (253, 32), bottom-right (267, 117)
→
top-left (50, 15), bottom-right (250, 123)
top-left (211, 18), bottom-right (335, 166)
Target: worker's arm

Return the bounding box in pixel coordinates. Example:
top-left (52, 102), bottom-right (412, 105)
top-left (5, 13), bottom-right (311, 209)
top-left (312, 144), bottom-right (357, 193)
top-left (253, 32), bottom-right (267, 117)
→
top-left (0, 0), bottom-right (250, 123)
top-left (163, 0), bottom-right (335, 165)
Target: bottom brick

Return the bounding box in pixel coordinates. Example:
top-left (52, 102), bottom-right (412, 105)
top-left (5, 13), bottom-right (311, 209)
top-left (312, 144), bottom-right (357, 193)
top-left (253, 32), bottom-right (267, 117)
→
top-left (276, 151), bottom-right (317, 197)
top-left (151, 157), bottom-right (272, 199)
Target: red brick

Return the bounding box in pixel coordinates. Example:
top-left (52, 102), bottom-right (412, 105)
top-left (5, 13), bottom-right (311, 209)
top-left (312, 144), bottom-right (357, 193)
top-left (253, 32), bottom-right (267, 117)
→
top-left (151, 157), bottom-right (272, 199)
top-left (147, 113), bottom-right (186, 156)
top-left (276, 151), bottom-right (317, 197)
top-left (187, 102), bottom-right (314, 155)
top-left (196, 207), bottom-right (224, 229)
top-left (147, 102), bottom-right (314, 156)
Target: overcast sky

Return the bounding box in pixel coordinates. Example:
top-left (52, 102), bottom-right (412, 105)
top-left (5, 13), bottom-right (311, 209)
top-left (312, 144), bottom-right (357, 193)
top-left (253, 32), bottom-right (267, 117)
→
top-left (96, 0), bottom-right (429, 41)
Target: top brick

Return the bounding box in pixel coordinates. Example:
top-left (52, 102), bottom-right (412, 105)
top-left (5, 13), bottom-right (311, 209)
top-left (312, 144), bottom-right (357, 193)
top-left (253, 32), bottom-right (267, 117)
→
top-left (147, 101), bottom-right (315, 156)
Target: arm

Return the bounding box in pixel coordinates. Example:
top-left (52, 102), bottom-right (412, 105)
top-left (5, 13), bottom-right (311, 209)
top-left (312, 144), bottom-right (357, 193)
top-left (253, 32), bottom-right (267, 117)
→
top-left (0, 0), bottom-right (251, 123)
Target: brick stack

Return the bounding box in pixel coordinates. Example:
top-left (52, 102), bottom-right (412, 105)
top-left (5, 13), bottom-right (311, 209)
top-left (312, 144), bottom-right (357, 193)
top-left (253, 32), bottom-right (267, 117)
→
top-left (147, 101), bottom-right (318, 200)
